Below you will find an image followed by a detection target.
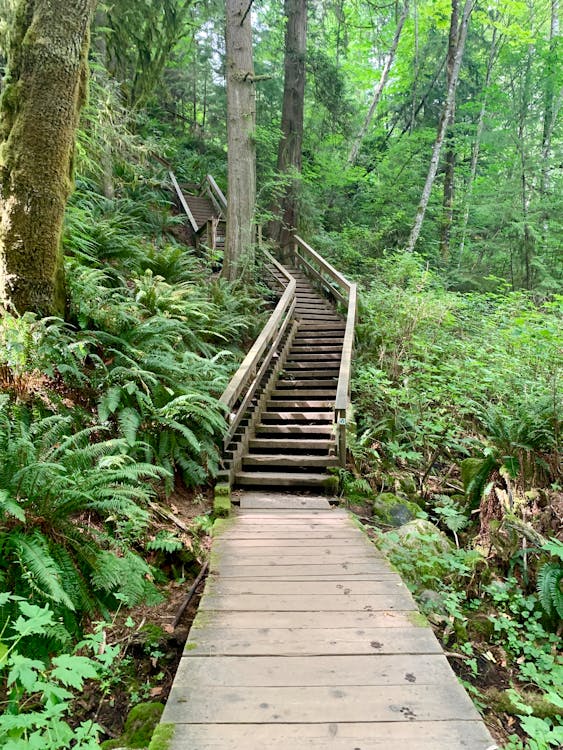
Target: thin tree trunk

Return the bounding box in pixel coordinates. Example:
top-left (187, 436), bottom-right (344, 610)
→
top-left (518, 49), bottom-right (534, 290)
top-left (347, 0), bottom-right (409, 166)
top-left (405, 0), bottom-right (473, 254)
top-left (0, 0), bottom-right (97, 315)
top-left (458, 26), bottom-right (500, 263)
top-left (93, 8), bottom-right (114, 200)
top-left (540, 0), bottom-right (561, 248)
top-left (439, 0), bottom-right (459, 263)
top-left (410, 0), bottom-right (419, 133)
top-left (221, 0), bottom-right (256, 282)
top-left (268, 0), bottom-right (307, 248)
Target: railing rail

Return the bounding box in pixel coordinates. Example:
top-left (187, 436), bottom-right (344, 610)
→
top-left (292, 235), bottom-right (357, 467)
top-left (220, 251), bottom-right (296, 450)
top-left (169, 171), bottom-right (198, 233)
top-left (205, 174), bottom-right (227, 214)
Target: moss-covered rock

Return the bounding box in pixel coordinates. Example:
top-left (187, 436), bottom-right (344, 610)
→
top-left (148, 723), bottom-right (175, 750)
top-left (101, 702), bottom-right (164, 749)
top-left (372, 492), bottom-right (424, 527)
top-left (398, 475), bottom-right (418, 498)
top-left (393, 518), bottom-right (452, 554)
top-left (213, 484), bottom-right (231, 516)
top-left (460, 458), bottom-right (485, 493)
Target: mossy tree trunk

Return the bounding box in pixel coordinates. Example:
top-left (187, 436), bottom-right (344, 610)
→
top-left (222, 0), bottom-right (256, 283)
top-left (0, 0), bottom-right (96, 316)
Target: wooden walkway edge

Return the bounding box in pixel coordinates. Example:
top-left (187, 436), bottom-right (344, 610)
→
top-left (160, 493), bottom-right (497, 749)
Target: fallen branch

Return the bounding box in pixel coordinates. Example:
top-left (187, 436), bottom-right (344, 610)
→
top-left (148, 500), bottom-right (191, 534)
top-left (172, 562), bottom-right (209, 629)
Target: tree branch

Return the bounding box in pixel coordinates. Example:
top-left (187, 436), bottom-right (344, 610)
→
top-left (240, 0), bottom-right (254, 26)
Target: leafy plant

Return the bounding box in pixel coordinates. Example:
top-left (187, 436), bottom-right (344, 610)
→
top-left (0, 403), bottom-right (165, 638)
top-left (0, 594), bottom-right (116, 750)
top-left (536, 540), bottom-right (563, 622)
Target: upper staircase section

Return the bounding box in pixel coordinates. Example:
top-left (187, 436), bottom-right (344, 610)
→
top-left (219, 237), bottom-right (357, 494)
top-left (170, 172), bottom-right (226, 252)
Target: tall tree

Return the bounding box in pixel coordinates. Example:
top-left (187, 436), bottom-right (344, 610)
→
top-left (269, 0), bottom-right (307, 248)
top-left (405, 0), bottom-right (473, 254)
top-left (346, 0), bottom-right (409, 166)
top-left (222, 0), bottom-right (256, 281)
top-left (0, 0), bottom-right (96, 315)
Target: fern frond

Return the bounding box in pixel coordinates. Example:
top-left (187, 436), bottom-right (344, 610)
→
top-left (10, 531), bottom-right (75, 611)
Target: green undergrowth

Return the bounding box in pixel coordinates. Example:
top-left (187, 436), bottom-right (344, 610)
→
top-left (0, 80), bottom-right (265, 747)
top-left (339, 253), bottom-right (562, 750)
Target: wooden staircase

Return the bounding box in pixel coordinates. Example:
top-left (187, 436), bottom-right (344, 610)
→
top-left (219, 238), bottom-right (357, 495)
top-left (170, 172), bottom-right (226, 252)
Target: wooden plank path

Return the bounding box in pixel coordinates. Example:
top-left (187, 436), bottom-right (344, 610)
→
top-left (161, 493), bottom-right (497, 749)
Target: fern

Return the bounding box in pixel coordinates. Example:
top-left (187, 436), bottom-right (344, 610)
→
top-left (537, 540), bottom-right (563, 621)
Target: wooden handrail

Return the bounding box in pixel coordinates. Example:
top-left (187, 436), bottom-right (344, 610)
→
top-left (293, 235), bottom-right (352, 292)
top-left (169, 171), bottom-right (198, 233)
top-left (205, 174), bottom-right (227, 213)
top-left (292, 235), bottom-right (356, 467)
top-left (220, 263), bottom-right (296, 426)
top-left (335, 283), bottom-right (357, 413)
top-left (263, 247), bottom-right (293, 288)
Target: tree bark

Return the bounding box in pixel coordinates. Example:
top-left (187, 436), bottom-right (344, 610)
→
top-left (405, 0), bottom-right (473, 254)
top-left (268, 0), bottom-right (307, 248)
top-left (221, 0), bottom-right (256, 282)
top-left (0, 0), bottom-right (97, 315)
top-left (347, 0), bottom-right (409, 166)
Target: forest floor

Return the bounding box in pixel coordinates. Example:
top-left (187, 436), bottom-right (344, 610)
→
top-left (72, 485), bottom-right (214, 743)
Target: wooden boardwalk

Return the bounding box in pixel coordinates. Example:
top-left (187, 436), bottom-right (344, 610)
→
top-left (161, 493), bottom-right (497, 749)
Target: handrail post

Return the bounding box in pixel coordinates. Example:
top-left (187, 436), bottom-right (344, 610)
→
top-left (336, 408), bottom-right (347, 468)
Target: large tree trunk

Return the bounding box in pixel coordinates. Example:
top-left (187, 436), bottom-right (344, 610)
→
top-left (405, 0), bottom-right (473, 254)
top-left (0, 0), bottom-right (96, 316)
top-left (347, 0), bottom-right (409, 166)
top-left (221, 0), bottom-right (256, 282)
top-left (268, 0), bottom-right (307, 249)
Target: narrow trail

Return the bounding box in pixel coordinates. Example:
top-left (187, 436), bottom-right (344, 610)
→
top-left (160, 492), bottom-right (496, 749)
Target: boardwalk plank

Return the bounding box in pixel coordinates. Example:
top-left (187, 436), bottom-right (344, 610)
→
top-left (190, 610), bottom-right (419, 629)
top-left (167, 722), bottom-right (496, 750)
top-left (205, 579), bottom-right (408, 596)
top-left (163, 683), bottom-right (482, 724)
top-left (171, 653), bottom-right (455, 686)
top-left (183, 626), bottom-right (441, 656)
top-left (199, 592), bottom-right (416, 611)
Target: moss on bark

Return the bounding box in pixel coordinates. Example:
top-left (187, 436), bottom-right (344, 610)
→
top-left (0, 0), bottom-right (96, 315)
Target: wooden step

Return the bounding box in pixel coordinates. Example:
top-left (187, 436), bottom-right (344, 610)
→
top-left (267, 400), bottom-right (333, 410)
top-left (284, 362), bottom-right (341, 371)
top-left (294, 333), bottom-right (345, 341)
top-left (281, 370), bottom-right (340, 379)
top-left (277, 379), bottom-right (338, 387)
top-left (271, 390), bottom-right (336, 398)
top-left (235, 471), bottom-right (337, 489)
top-left (260, 411), bottom-right (332, 422)
top-left (287, 353), bottom-right (341, 361)
top-left (256, 424), bottom-right (334, 435)
top-left (298, 323), bottom-right (346, 331)
top-left (290, 345), bottom-right (343, 353)
top-left (243, 455), bottom-right (339, 468)
top-left (249, 438), bottom-right (335, 451)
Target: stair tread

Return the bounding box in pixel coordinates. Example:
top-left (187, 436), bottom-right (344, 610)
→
top-left (235, 471), bottom-right (336, 487)
top-left (249, 438), bottom-right (335, 449)
top-left (243, 455), bottom-right (339, 467)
